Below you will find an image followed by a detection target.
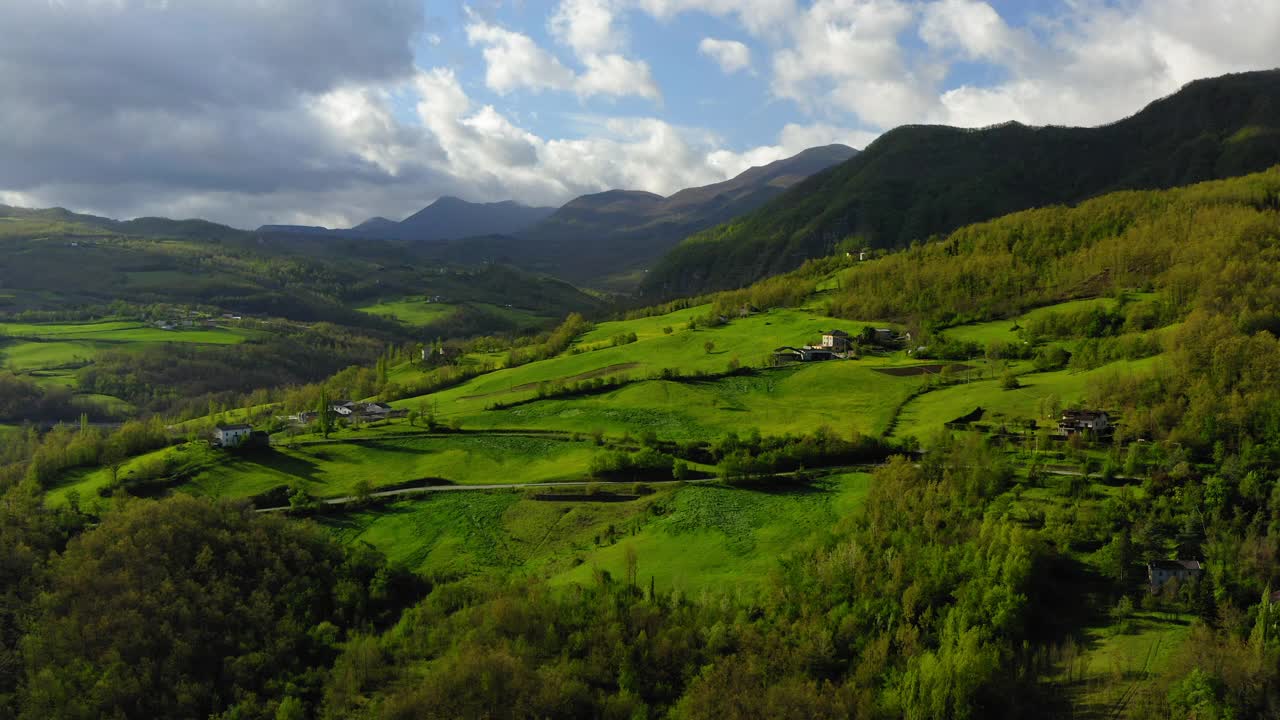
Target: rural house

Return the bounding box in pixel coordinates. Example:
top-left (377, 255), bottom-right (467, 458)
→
top-left (1058, 410), bottom-right (1110, 435)
top-left (1148, 559), bottom-right (1203, 590)
top-left (821, 330), bottom-right (851, 352)
top-left (214, 423), bottom-right (253, 448)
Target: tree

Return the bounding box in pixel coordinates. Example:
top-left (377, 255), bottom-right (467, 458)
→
top-left (19, 496), bottom-right (407, 720)
top-left (353, 479), bottom-right (374, 505)
top-left (317, 388), bottom-right (332, 439)
top-left (704, 340), bottom-right (715, 354)
top-left (1000, 371), bottom-right (1021, 390)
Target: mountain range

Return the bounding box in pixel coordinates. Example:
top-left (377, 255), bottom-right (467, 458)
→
top-left (642, 69), bottom-right (1280, 298)
top-left (257, 144), bottom-right (857, 289)
top-left (259, 198), bottom-right (557, 242)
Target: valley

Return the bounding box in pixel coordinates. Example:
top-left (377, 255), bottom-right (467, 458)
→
top-left (5, 70), bottom-right (1280, 720)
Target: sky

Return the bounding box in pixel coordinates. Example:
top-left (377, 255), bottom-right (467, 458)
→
top-left (1, 0), bottom-right (1277, 229)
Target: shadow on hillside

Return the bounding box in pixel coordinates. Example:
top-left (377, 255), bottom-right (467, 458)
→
top-left (731, 478), bottom-right (826, 496)
top-left (241, 448), bottom-right (323, 484)
top-left (360, 440), bottom-right (437, 456)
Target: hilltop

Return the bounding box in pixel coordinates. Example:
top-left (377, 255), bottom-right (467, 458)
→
top-left (644, 69), bottom-right (1280, 298)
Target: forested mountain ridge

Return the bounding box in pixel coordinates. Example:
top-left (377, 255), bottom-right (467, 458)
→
top-left (643, 69), bottom-right (1280, 298)
top-left (430, 144), bottom-right (858, 289)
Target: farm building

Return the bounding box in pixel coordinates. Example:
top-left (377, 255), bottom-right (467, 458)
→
top-left (214, 424), bottom-right (253, 448)
top-left (1147, 559), bottom-right (1203, 590)
top-left (1058, 410), bottom-right (1110, 435)
top-left (773, 346), bottom-right (838, 362)
top-left (821, 330), bottom-right (851, 352)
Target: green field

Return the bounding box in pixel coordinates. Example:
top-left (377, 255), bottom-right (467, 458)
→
top-left (942, 297), bottom-right (1122, 345)
top-left (322, 472), bottom-right (872, 592)
top-left (0, 320), bottom-right (256, 373)
top-left (1052, 612), bottom-right (1193, 715)
top-left (891, 356), bottom-right (1163, 444)
top-left (457, 364), bottom-right (922, 440)
top-left (48, 434), bottom-right (605, 507)
top-left (551, 472), bottom-right (872, 592)
top-left (357, 298), bottom-right (459, 326)
top-left (0, 320), bottom-right (258, 410)
top-left (393, 307), bottom-right (911, 426)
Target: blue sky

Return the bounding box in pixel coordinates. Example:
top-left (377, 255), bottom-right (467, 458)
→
top-left (1, 0), bottom-right (1277, 227)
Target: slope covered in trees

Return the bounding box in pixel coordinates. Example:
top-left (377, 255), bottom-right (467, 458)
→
top-left (644, 69), bottom-right (1280, 297)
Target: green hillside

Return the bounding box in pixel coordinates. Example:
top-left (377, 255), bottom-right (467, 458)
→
top-left (644, 69), bottom-right (1280, 297)
top-left (16, 168), bottom-right (1280, 719)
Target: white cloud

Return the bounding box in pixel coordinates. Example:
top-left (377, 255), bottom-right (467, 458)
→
top-left (551, 0), bottom-right (624, 56)
top-left (706, 122), bottom-right (875, 178)
top-left (698, 38), bottom-right (752, 74)
top-left (771, 0), bottom-right (938, 129)
top-left (578, 53), bottom-right (663, 101)
top-left (467, 11), bottom-right (660, 102)
top-left (918, 0), bottom-right (1025, 63)
top-left (927, 0), bottom-right (1280, 128)
top-left (634, 0), bottom-right (797, 37)
top-left (465, 20), bottom-right (577, 94)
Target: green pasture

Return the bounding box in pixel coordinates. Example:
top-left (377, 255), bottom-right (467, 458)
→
top-left (0, 320), bottom-right (256, 392)
top-left (0, 319), bottom-right (255, 342)
top-left (891, 356), bottom-right (1163, 444)
top-left (942, 297), bottom-right (1123, 345)
top-left (180, 436), bottom-right (600, 500)
top-left (941, 294), bottom-right (1166, 347)
top-left (1053, 612), bottom-right (1193, 715)
top-left (471, 302), bottom-right (550, 327)
top-left (1, 340), bottom-right (99, 369)
top-left (322, 472), bottom-right (872, 592)
top-left (322, 490), bottom-right (654, 580)
top-left (552, 472), bottom-right (873, 593)
top-left (457, 363), bottom-right (923, 440)
top-left (47, 434), bottom-right (605, 507)
top-left (397, 307), bottom-right (909, 422)
top-left (357, 298), bottom-right (458, 326)
top-left (575, 305), bottom-right (711, 345)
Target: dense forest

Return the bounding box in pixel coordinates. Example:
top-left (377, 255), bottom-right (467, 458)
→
top-left (643, 70), bottom-right (1280, 297)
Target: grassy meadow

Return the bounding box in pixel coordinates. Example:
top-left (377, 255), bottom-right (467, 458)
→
top-left (357, 298), bottom-right (458, 326)
top-left (321, 472), bottom-right (873, 593)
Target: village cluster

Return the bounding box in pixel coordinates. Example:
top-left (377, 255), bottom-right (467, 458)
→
top-left (213, 400), bottom-right (406, 449)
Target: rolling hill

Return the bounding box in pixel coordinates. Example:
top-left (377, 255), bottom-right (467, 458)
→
top-left (643, 69), bottom-right (1280, 298)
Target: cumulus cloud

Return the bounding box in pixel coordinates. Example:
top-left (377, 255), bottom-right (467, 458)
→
top-left (698, 38), bottom-right (753, 74)
top-left (467, 9), bottom-right (661, 102)
top-left (634, 0), bottom-right (798, 37)
top-left (465, 20), bottom-right (578, 94)
top-left (551, 0), bottom-right (625, 56)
